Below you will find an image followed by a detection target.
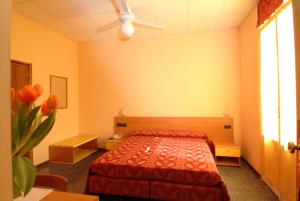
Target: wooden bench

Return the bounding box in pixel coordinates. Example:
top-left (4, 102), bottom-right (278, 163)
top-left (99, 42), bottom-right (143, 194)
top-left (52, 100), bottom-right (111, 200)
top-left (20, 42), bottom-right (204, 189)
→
top-left (49, 135), bottom-right (98, 164)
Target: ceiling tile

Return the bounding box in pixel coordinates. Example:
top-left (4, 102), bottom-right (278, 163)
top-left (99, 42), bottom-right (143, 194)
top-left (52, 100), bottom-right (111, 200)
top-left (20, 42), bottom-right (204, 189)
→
top-left (222, 0), bottom-right (257, 15)
top-left (217, 13), bottom-right (248, 29)
top-left (42, 19), bottom-right (78, 33)
top-left (63, 16), bottom-right (99, 31)
top-left (188, 17), bottom-right (218, 32)
top-left (128, 0), bottom-right (151, 8)
top-left (133, 26), bottom-right (162, 37)
top-left (132, 7), bottom-right (156, 22)
top-left (89, 12), bottom-right (119, 26)
top-left (83, 30), bottom-right (112, 41)
top-left (150, 0), bottom-right (185, 5)
top-left (189, 0), bottom-right (225, 19)
top-left (152, 2), bottom-right (187, 21)
top-left (34, 0), bottom-right (85, 18)
top-left (63, 32), bottom-right (91, 42)
top-left (72, 0), bottom-right (115, 14)
top-left (159, 20), bottom-right (187, 34)
top-left (13, 0), bottom-right (257, 42)
top-left (13, 2), bottom-right (57, 22)
top-left (12, 0), bottom-right (31, 4)
top-left (105, 26), bottom-right (121, 36)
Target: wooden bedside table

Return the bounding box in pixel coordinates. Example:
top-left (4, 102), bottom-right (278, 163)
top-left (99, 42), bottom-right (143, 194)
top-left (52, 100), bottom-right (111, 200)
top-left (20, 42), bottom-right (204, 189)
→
top-left (215, 142), bottom-right (241, 167)
top-left (105, 138), bottom-right (123, 150)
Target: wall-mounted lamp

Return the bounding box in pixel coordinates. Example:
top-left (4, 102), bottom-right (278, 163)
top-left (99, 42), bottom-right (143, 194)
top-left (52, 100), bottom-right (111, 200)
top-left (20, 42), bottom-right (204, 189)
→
top-left (119, 107), bottom-right (127, 117)
top-left (223, 107), bottom-right (230, 117)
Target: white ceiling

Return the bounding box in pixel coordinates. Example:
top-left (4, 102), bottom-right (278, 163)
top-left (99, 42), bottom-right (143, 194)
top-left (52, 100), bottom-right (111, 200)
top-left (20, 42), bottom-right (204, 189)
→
top-left (12, 0), bottom-right (258, 42)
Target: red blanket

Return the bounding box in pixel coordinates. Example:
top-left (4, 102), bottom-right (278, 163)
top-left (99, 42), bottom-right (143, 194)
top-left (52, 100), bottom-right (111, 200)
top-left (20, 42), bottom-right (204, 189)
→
top-left (91, 135), bottom-right (221, 186)
top-left (88, 130), bottom-right (229, 201)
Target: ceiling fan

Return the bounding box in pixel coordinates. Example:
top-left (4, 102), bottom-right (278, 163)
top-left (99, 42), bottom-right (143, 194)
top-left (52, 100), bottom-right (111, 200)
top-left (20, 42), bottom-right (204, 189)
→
top-left (96, 0), bottom-right (164, 39)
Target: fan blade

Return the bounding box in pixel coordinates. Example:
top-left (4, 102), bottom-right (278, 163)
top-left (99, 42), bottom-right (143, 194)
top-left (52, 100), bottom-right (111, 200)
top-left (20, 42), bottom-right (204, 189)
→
top-left (133, 19), bottom-right (164, 30)
top-left (112, 0), bottom-right (130, 15)
top-left (95, 20), bottom-right (120, 32)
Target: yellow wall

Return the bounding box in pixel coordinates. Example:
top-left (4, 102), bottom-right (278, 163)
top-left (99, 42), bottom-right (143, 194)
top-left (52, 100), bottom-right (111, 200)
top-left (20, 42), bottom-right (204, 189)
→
top-left (239, 8), bottom-right (262, 173)
top-left (78, 29), bottom-right (241, 147)
top-left (0, 1), bottom-right (13, 200)
top-left (11, 11), bottom-right (79, 165)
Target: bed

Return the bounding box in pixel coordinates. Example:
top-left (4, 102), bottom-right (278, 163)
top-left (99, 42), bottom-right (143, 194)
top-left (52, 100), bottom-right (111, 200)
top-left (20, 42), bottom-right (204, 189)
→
top-left (87, 130), bottom-right (230, 201)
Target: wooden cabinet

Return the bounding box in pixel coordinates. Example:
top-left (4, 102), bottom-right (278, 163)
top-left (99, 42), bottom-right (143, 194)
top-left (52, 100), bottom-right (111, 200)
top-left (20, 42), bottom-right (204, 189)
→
top-left (105, 138), bottom-right (123, 150)
top-left (215, 142), bottom-right (241, 167)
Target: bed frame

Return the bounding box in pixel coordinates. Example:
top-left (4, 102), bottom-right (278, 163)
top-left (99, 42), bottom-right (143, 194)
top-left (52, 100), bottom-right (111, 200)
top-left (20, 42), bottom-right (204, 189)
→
top-left (114, 116), bottom-right (233, 143)
top-left (88, 117), bottom-right (232, 200)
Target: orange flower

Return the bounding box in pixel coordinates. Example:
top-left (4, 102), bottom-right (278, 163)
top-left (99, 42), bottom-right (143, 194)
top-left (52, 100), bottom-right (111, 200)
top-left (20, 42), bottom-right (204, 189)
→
top-left (17, 85), bottom-right (39, 104)
top-left (46, 96), bottom-right (59, 110)
top-left (11, 88), bottom-right (15, 99)
top-left (41, 102), bottom-right (50, 116)
top-left (17, 84), bottom-right (43, 105)
top-left (33, 84), bottom-right (43, 97)
top-left (41, 96), bottom-right (59, 116)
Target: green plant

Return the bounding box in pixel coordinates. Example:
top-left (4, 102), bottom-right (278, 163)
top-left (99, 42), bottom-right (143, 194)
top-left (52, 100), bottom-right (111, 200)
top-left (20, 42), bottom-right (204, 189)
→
top-left (11, 85), bottom-right (59, 198)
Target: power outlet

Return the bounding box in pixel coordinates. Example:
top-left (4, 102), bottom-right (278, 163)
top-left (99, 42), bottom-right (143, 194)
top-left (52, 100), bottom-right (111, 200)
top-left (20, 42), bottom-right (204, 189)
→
top-left (224, 125), bottom-right (232, 129)
top-left (116, 123), bottom-right (127, 127)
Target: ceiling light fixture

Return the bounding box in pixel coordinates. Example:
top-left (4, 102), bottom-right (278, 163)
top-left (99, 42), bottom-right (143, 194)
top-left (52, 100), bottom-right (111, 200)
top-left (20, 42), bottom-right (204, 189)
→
top-left (120, 21), bottom-right (134, 37)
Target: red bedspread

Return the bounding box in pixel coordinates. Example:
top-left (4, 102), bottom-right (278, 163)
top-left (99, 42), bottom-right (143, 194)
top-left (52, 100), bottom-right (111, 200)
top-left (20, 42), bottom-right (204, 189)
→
top-left (88, 130), bottom-right (229, 201)
top-left (91, 135), bottom-right (220, 186)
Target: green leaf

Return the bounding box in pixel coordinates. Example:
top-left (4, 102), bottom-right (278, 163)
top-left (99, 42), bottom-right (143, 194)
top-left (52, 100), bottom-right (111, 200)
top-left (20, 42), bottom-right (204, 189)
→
top-left (11, 112), bottom-right (20, 154)
top-left (13, 106), bottom-right (41, 156)
top-left (31, 113), bottom-right (43, 135)
top-left (27, 106), bottom-right (41, 129)
top-left (18, 104), bottom-right (30, 139)
top-left (12, 156), bottom-right (37, 197)
top-left (18, 111), bottom-right (56, 156)
top-left (13, 179), bottom-right (22, 199)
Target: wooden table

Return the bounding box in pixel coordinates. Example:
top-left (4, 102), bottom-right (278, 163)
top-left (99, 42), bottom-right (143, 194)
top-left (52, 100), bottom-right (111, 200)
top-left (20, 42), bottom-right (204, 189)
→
top-left (41, 191), bottom-right (99, 201)
top-left (14, 188), bottom-right (99, 201)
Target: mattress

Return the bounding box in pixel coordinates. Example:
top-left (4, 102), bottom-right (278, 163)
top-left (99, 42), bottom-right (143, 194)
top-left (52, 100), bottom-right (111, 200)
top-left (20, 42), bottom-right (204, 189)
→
top-left (90, 130), bottom-right (221, 186)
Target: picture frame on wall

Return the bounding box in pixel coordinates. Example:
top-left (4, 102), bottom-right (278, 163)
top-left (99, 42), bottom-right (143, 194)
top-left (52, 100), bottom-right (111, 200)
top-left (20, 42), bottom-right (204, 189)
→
top-left (50, 75), bottom-right (68, 109)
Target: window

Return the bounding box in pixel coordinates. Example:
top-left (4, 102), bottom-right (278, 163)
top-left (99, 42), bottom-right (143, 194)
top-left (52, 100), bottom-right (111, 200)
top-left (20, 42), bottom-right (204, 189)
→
top-left (260, 2), bottom-right (296, 146)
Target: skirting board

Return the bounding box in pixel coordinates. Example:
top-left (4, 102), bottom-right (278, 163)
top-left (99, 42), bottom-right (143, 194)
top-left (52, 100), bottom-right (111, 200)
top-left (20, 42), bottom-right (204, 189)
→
top-left (261, 176), bottom-right (280, 198)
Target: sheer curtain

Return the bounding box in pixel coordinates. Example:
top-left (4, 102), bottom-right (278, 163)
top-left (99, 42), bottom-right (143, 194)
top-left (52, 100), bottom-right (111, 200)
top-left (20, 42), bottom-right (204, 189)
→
top-left (260, 2), bottom-right (296, 200)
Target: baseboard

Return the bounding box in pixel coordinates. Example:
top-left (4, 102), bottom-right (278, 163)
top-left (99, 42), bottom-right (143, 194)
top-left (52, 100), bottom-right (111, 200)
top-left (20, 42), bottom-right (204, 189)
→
top-left (240, 156), bottom-right (261, 176)
top-left (241, 156), bottom-right (280, 199)
top-left (261, 176), bottom-right (281, 198)
top-left (36, 160), bottom-right (49, 168)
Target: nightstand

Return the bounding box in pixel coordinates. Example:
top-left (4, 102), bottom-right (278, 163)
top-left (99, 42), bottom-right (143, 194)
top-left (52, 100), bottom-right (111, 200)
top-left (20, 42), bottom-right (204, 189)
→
top-left (215, 142), bottom-right (241, 167)
top-left (105, 138), bottom-right (123, 150)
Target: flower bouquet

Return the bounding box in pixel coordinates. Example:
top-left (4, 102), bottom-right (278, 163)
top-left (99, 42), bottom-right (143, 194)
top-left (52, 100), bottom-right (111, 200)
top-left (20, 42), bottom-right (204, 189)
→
top-left (11, 84), bottom-right (59, 198)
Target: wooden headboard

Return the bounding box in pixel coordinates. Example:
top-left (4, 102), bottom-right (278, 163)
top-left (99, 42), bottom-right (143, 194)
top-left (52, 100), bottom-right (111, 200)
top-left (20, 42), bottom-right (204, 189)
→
top-left (114, 116), bottom-right (233, 143)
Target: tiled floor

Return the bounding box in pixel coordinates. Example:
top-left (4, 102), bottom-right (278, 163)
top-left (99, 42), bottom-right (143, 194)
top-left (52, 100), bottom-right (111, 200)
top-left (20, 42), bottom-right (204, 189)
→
top-left (38, 150), bottom-right (278, 201)
top-left (218, 161), bottom-right (278, 201)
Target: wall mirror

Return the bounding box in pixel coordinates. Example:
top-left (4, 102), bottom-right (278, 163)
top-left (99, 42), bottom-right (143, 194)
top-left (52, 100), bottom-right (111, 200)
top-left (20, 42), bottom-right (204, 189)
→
top-left (50, 75), bottom-right (68, 109)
